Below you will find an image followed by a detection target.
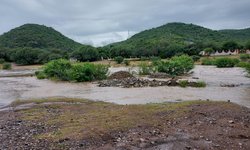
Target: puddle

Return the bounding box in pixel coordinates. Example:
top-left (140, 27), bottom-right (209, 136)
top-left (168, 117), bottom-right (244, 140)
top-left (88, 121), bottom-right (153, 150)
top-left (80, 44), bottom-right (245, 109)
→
top-left (0, 65), bottom-right (249, 108)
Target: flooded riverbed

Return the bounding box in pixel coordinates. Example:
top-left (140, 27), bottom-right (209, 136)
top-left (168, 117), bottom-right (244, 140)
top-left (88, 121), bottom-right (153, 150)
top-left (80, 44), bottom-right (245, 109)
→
top-left (0, 65), bottom-right (250, 107)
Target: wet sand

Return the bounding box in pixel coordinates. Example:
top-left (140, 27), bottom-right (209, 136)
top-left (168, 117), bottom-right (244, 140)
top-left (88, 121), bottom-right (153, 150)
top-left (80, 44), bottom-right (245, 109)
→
top-left (0, 65), bottom-right (250, 107)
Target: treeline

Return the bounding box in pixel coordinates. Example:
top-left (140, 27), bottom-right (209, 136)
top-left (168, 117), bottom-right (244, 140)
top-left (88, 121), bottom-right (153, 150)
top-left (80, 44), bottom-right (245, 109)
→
top-left (99, 40), bottom-right (250, 59)
top-left (0, 47), bottom-right (68, 65)
top-left (1, 40), bottom-right (249, 65)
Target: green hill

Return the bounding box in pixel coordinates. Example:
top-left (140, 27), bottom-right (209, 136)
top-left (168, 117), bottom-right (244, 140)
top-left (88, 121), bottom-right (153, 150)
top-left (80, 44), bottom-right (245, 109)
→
top-left (104, 22), bottom-right (250, 58)
top-left (219, 28), bottom-right (250, 42)
top-left (0, 24), bottom-right (82, 51)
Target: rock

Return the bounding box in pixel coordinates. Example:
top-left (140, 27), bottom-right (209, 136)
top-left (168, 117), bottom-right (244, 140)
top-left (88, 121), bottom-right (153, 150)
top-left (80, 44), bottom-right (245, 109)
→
top-left (139, 138), bottom-right (145, 142)
top-left (98, 77), bottom-right (171, 88)
top-left (229, 120), bottom-right (234, 124)
top-left (220, 84), bottom-right (240, 87)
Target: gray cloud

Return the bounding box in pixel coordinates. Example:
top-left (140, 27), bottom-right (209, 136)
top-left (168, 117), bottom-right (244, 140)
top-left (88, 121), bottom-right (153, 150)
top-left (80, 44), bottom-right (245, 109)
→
top-left (0, 0), bottom-right (249, 46)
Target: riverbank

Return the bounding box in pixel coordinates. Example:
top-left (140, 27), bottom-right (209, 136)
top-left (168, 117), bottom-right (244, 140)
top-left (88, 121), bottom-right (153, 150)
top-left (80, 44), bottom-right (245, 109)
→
top-left (0, 98), bottom-right (249, 149)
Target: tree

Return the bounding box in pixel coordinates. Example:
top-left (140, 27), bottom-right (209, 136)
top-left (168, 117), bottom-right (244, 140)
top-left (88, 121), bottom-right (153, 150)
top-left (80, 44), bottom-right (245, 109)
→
top-left (71, 45), bottom-right (99, 62)
top-left (204, 47), bottom-right (214, 56)
top-left (222, 41), bottom-right (239, 50)
top-left (10, 48), bottom-right (41, 65)
top-left (245, 41), bottom-right (250, 49)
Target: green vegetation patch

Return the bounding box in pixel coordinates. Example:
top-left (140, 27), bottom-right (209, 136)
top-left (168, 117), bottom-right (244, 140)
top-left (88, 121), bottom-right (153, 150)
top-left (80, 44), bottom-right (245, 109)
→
top-left (215, 58), bottom-right (240, 68)
top-left (2, 62), bottom-right (11, 70)
top-left (114, 56), bottom-right (124, 64)
top-left (157, 55), bottom-right (194, 76)
top-left (37, 59), bottom-right (108, 82)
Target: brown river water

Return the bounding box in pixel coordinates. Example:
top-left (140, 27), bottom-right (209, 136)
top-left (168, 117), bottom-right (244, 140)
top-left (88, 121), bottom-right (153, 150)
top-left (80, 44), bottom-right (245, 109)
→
top-left (0, 65), bottom-right (249, 108)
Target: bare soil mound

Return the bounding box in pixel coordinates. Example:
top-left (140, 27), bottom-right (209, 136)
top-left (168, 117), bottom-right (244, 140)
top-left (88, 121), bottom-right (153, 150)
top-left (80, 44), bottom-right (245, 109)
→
top-left (108, 71), bottom-right (134, 80)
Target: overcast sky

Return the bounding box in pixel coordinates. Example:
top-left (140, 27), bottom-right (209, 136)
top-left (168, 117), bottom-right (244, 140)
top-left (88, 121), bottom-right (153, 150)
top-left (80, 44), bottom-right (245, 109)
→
top-left (0, 0), bottom-right (250, 46)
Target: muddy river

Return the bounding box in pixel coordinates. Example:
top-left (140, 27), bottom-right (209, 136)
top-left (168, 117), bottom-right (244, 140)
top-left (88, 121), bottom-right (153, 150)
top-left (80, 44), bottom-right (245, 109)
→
top-left (0, 65), bottom-right (249, 108)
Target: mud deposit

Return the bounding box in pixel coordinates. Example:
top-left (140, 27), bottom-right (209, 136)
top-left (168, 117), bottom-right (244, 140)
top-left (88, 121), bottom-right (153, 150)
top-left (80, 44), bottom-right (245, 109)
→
top-left (0, 65), bottom-right (250, 107)
top-left (0, 100), bottom-right (249, 149)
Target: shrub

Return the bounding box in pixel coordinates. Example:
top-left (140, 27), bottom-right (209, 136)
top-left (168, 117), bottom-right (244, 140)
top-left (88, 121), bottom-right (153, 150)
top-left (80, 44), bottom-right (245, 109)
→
top-left (139, 63), bottom-right (154, 75)
top-left (191, 55), bottom-right (201, 62)
top-left (150, 56), bottom-right (161, 66)
top-left (195, 81), bottom-right (206, 88)
top-left (38, 59), bottom-right (108, 82)
top-left (157, 55), bottom-right (194, 76)
top-left (43, 59), bottom-right (72, 81)
top-left (237, 62), bottom-right (250, 74)
top-left (140, 57), bottom-right (149, 61)
top-left (215, 58), bottom-right (239, 68)
top-left (68, 63), bottom-right (108, 82)
top-left (201, 58), bottom-right (216, 65)
top-left (114, 56), bottom-right (124, 64)
top-left (178, 80), bottom-right (189, 87)
top-left (2, 62), bottom-right (12, 70)
top-left (178, 80), bottom-right (206, 88)
top-left (150, 56), bottom-right (161, 62)
top-left (246, 65), bottom-right (250, 74)
top-left (35, 71), bottom-right (47, 79)
top-left (124, 60), bottom-right (130, 66)
top-left (236, 62), bottom-right (250, 68)
top-left (0, 58), bottom-right (5, 64)
top-left (240, 54), bottom-right (250, 61)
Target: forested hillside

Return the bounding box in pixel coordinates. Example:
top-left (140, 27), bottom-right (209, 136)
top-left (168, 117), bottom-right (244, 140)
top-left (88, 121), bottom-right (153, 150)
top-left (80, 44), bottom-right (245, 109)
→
top-left (0, 24), bottom-right (82, 51)
top-left (103, 23), bottom-right (250, 58)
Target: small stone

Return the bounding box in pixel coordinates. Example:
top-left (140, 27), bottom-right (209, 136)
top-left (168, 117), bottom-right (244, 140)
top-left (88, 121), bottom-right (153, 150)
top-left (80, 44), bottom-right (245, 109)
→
top-left (116, 137), bottom-right (121, 142)
top-left (229, 120), bottom-right (234, 124)
top-left (140, 138), bottom-right (145, 142)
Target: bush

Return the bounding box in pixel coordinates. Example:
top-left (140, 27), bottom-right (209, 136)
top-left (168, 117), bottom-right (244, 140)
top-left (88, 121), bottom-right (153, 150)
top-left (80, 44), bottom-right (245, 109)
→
top-left (178, 80), bottom-right (189, 87)
top-left (191, 55), bottom-right (201, 62)
top-left (237, 62), bottom-right (250, 74)
top-left (114, 56), bottom-right (124, 64)
top-left (150, 56), bottom-right (161, 66)
top-left (215, 58), bottom-right (239, 68)
top-left (236, 62), bottom-right (250, 68)
top-left (139, 63), bottom-right (155, 75)
top-left (157, 55), bottom-right (194, 76)
top-left (140, 57), bottom-right (149, 61)
top-left (0, 58), bottom-right (5, 64)
top-left (43, 59), bottom-right (72, 81)
top-left (2, 63), bottom-right (11, 70)
top-left (124, 60), bottom-right (130, 66)
top-left (195, 81), bottom-right (206, 88)
top-left (240, 54), bottom-right (250, 61)
top-left (68, 63), bottom-right (108, 82)
top-left (35, 71), bottom-right (47, 79)
top-left (201, 58), bottom-right (216, 65)
top-left (38, 59), bottom-right (108, 82)
top-left (178, 80), bottom-right (206, 88)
